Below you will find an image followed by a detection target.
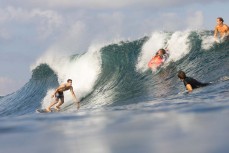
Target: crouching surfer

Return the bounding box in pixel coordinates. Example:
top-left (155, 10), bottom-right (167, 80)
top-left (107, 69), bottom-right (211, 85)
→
top-left (46, 79), bottom-right (80, 112)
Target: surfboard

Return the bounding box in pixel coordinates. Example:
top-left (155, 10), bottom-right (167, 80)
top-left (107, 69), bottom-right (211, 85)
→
top-left (36, 108), bottom-right (58, 113)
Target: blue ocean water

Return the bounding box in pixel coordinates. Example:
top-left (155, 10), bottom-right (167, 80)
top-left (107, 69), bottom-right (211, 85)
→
top-left (0, 31), bottom-right (229, 153)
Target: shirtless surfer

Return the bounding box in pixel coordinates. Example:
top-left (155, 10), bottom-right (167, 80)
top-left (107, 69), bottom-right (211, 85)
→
top-left (46, 79), bottom-right (80, 112)
top-left (214, 17), bottom-right (229, 41)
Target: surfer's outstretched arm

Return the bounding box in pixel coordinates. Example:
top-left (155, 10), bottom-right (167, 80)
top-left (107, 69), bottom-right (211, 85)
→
top-left (70, 87), bottom-right (80, 110)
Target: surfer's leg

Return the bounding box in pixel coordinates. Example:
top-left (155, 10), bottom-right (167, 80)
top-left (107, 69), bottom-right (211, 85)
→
top-left (46, 98), bottom-right (59, 112)
top-left (55, 97), bottom-right (64, 110)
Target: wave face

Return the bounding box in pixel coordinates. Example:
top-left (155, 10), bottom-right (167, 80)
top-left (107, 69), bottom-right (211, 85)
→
top-left (0, 64), bottom-right (59, 116)
top-left (1, 30), bottom-right (229, 117)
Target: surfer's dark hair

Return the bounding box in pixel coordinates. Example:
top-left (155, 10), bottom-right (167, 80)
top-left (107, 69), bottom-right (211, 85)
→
top-left (67, 79), bottom-right (72, 82)
top-left (156, 49), bottom-right (166, 55)
top-left (159, 49), bottom-right (166, 54)
top-left (217, 17), bottom-right (224, 22)
top-left (177, 70), bottom-right (186, 79)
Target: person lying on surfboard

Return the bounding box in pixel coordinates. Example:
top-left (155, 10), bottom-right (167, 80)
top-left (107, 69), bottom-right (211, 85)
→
top-left (46, 79), bottom-right (80, 112)
top-left (148, 48), bottom-right (169, 70)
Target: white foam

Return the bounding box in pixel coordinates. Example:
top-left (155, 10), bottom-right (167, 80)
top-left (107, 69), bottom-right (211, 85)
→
top-left (165, 30), bottom-right (191, 62)
top-left (136, 30), bottom-right (191, 72)
top-left (136, 31), bottom-right (168, 72)
top-left (200, 34), bottom-right (215, 50)
top-left (32, 43), bottom-right (103, 108)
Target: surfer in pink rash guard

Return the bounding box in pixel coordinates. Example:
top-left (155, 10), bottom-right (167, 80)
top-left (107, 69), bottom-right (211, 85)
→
top-left (148, 48), bottom-right (169, 69)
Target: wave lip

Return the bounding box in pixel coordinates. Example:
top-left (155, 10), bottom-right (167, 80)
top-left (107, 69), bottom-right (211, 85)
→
top-left (0, 64), bottom-right (59, 117)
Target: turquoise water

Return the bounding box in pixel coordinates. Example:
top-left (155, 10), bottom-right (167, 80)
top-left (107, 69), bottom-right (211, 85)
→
top-left (0, 31), bottom-right (229, 153)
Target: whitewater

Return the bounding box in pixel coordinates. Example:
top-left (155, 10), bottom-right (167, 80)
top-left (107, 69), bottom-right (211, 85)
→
top-left (0, 30), bottom-right (229, 153)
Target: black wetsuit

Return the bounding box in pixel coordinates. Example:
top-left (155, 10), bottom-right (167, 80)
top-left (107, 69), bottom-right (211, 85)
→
top-left (183, 77), bottom-right (209, 89)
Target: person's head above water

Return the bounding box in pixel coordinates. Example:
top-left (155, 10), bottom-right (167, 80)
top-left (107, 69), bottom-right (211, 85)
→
top-left (156, 49), bottom-right (166, 55)
top-left (217, 17), bottom-right (224, 22)
top-left (177, 70), bottom-right (186, 80)
top-left (217, 17), bottom-right (224, 25)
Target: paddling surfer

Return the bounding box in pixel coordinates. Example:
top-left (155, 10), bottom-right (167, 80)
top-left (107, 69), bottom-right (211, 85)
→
top-left (177, 70), bottom-right (209, 92)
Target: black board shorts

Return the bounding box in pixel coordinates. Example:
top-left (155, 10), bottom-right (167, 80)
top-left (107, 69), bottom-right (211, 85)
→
top-left (55, 91), bottom-right (64, 99)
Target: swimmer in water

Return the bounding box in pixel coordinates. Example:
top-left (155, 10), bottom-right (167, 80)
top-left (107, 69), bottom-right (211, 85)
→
top-left (177, 70), bottom-right (209, 92)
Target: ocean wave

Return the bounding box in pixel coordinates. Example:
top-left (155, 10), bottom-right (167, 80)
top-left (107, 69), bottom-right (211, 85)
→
top-left (0, 30), bottom-right (229, 117)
